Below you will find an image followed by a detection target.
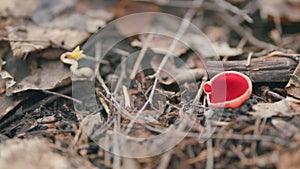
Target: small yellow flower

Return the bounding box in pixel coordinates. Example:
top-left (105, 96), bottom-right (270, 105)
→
top-left (68, 46), bottom-right (83, 60)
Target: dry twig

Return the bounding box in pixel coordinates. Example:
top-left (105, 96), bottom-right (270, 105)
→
top-left (129, 33), bottom-right (154, 79)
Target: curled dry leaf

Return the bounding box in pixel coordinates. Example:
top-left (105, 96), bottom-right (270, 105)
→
top-left (151, 55), bottom-right (206, 85)
top-left (0, 70), bottom-right (16, 91)
top-left (5, 57), bottom-right (71, 96)
top-left (286, 62), bottom-right (300, 99)
top-left (247, 97), bottom-right (300, 118)
top-left (0, 58), bottom-right (15, 93)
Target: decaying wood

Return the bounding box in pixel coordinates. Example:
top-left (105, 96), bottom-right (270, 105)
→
top-left (206, 56), bottom-right (298, 82)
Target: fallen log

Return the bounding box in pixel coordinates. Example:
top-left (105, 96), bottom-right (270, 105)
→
top-left (206, 56), bottom-right (298, 82)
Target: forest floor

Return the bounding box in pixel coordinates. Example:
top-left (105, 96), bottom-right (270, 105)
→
top-left (0, 0), bottom-right (300, 169)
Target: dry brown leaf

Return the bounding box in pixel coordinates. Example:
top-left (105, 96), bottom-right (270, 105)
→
top-left (32, 0), bottom-right (113, 32)
top-left (291, 100), bottom-right (300, 112)
top-left (286, 62), bottom-right (300, 99)
top-left (211, 42), bottom-right (243, 57)
top-left (5, 58), bottom-right (71, 95)
top-left (0, 59), bottom-right (16, 94)
top-left (0, 78), bottom-right (5, 94)
top-left (204, 26), bottom-right (228, 43)
top-left (247, 97), bottom-right (300, 118)
top-left (0, 95), bottom-right (30, 120)
top-left (0, 70), bottom-right (16, 93)
top-left (3, 0), bottom-right (113, 58)
top-left (0, 0), bottom-right (37, 17)
top-left (1, 0), bottom-right (113, 33)
top-left (36, 10), bottom-right (112, 33)
top-left (184, 34), bottom-right (242, 58)
top-left (271, 119), bottom-right (299, 137)
top-left (131, 35), bottom-right (188, 57)
top-left (130, 19), bottom-right (190, 57)
top-left (260, 0), bottom-right (300, 23)
top-left (116, 13), bottom-right (154, 37)
top-left (31, 0), bottom-right (77, 24)
top-left (136, 32), bottom-right (236, 58)
top-left (0, 138), bottom-right (69, 169)
top-left (185, 53), bottom-right (206, 69)
top-left (277, 146), bottom-right (300, 169)
top-left (0, 138), bottom-right (98, 169)
top-left (279, 33), bottom-right (300, 49)
top-left (135, 32), bottom-right (222, 58)
top-left (112, 1), bottom-right (160, 36)
top-left (6, 24), bottom-right (89, 58)
top-left (122, 158), bottom-right (140, 169)
top-left (124, 13), bottom-right (223, 59)
top-left (151, 55), bottom-right (206, 85)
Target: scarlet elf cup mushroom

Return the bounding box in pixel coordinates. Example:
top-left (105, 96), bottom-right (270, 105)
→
top-left (203, 71), bottom-right (252, 109)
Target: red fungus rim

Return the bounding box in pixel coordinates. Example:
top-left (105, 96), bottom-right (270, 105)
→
top-left (203, 71), bottom-right (252, 109)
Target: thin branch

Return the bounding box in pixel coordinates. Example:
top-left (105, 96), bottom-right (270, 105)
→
top-left (94, 42), bottom-right (136, 121)
top-left (245, 52), bottom-right (253, 67)
top-left (112, 117), bottom-right (121, 169)
top-left (217, 9), bottom-right (276, 49)
top-left (193, 76), bottom-right (207, 105)
top-left (157, 150), bottom-right (174, 169)
top-left (205, 137), bottom-right (214, 169)
top-left (94, 42), bottom-right (110, 94)
top-left (122, 85), bottom-right (131, 108)
top-left (113, 57), bottom-right (127, 96)
top-left (202, 1), bottom-right (277, 49)
top-left (214, 0), bottom-right (253, 23)
top-left (129, 33), bottom-right (154, 79)
top-left (41, 89), bottom-right (82, 104)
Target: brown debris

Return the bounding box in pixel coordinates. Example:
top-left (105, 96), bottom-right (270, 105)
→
top-left (1, 0), bottom-right (300, 169)
top-left (277, 146), bottom-right (300, 169)
top-left (0, 138), bottom-right (98, 169)
top-left (6, 24), bottom-right (90, 58)
top-left (151, 55), bottom-right (206, 85)
top-left (6, 58), bottom-right (71, 95)
top-left (0, 0), bottom-right (37, 17)
top-left (286, 62), bottom-right (300, 99)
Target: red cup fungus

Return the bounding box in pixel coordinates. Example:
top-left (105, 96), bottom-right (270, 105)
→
top-left (203, 71), bottom-right (252, 109)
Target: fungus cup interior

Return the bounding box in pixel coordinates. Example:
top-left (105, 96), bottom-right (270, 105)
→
top-left (204, 73), bottom-right (249, 103)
